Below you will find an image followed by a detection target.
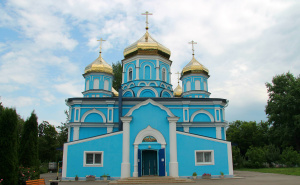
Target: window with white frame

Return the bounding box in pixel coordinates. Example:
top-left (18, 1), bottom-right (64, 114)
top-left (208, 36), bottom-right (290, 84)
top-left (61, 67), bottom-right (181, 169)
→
top-left (128, 68), bottom-right (133, 81)
top-left (162, 68), bottom-right (166, 81)
top-left (84, 151), bottom-right (103, 167)
top-left (195, 150), bottom-right (214, 165)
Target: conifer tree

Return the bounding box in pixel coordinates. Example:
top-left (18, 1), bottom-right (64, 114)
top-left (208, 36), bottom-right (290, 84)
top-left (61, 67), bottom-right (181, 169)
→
top-left (0, 107), bottom-right (19, 185)
top-left (19, 111), bottom-right (39, 171)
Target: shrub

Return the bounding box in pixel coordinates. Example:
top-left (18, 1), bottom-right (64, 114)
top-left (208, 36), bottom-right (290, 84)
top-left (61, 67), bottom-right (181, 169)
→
top-left (232, 146), bottom-right (245, 168)
top-left (18, 166), bottom-right (39, 184)
top-left (245, 146), bottom-right (266, 168)
top-left (264, 145), bottom-right (280, 167)
top-left (280, 147), bottom-right (300, 167)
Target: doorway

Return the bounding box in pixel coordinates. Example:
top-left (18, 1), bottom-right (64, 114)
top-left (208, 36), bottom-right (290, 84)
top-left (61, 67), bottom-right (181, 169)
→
top-left (142, 150), bottom-right (157, 176)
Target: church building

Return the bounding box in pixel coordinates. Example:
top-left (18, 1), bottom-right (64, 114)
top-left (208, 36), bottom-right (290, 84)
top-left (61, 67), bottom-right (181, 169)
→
top-left (62, 12), bottom-right (233, 180)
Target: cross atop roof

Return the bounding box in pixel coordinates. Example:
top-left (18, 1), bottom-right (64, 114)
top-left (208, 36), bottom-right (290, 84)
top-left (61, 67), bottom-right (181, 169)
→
top-left (97, 38), bottom-right (106, 57)
top-left (188, 40), bottom-right (197, 56)
top-left (142, 11), bottom-right (153, 31)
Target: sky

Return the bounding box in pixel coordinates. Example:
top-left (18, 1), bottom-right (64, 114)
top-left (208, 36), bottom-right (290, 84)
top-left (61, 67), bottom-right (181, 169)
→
top-left (0, 0), bottom-right (299, 127)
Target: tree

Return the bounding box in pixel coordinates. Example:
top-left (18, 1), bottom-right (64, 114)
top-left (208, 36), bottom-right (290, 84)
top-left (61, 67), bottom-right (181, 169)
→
top-left (19, 111), bottom-right (39, 170)
top-left (112, 61), bottom-right (122, 91)
top-left (0, 107), bottom-right (19, 185)
top-left (245, 146), bottom-right (266, 168)
top-left (226, 120), bottom-right (269, 156)
top-left (38, 121), bottom-right (58, 162)
top-left (280, 147), bottom-right (300, 167)
top-left (265, 72), bottom-right (300, 150)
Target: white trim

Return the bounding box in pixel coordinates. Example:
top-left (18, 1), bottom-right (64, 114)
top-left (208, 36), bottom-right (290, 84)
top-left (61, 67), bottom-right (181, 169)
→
top-left (148, 81), bottom-right (158, 86)
top-left (107, 108), bottom-right (113, 123)
top-left (128, 67), bottom-right (133, 82)
top-left (190, 109), bottom-right (214, 122)
top-left (183, 108), bottom-right (189, 122)
top-left (137, 87), bottom-right (158, 97)
top-left (177, 131), bottom-right (230, 144)
top-left (195, 150), bottom-right (214, 165)
top-left (227, 142), bottom-right (234, 175)
top-left (125, 99), bottom-right (175, 117)
top-left (62, 144), bottom-right (68, 177)
top-left (83, 151), bottom-right (104, 167)
top-left (137, 81), bottom-right (148, 86)
top-left (80, 108), bottom-right (106, 123)
top-left (133, 125), bottom-right (166, 146)
top-left (65, 131), bottom-right (122, 146)
top-left (122, 89), bottom-right (134, 97)
top-left (162, 67), bottom-right (166, 82)
top-left (216, 126), bottom-right (221, 139)
top-left (161, 89), bottom-right (173, 98)
top-left (74, 108), bottom-right (80, 122)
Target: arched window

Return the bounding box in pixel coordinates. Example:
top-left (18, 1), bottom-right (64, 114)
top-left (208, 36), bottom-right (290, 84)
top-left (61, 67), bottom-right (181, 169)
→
top-left (162, 68), bottom-right (166, 81)
top-left (204, 81), bottom-right (207, 91)
top-left (128, 68), bottom-right (133, 81)
top-left (144, 65), bottom-right (151, 79)
top-left (93, 79), bottom-right (99, 89)
top-left (186, 81), bottom-right (191, 91)
top-left (195, 80), bottom-right (200, 90)
top-left (104, 80), bottom-right (109, 91)
top-left (142, 136), bottom-right (157, 142)
top-left (86, 80), bottom-right (90, 90)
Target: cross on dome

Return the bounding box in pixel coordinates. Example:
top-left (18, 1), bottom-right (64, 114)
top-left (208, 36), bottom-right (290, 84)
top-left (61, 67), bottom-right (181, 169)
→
top-left (141, 11), bottom-right (153, 31)
top-left (175, 71), bottom-right (181, 84)
top-left (189, 40), bottom-right (197, 56)
top-left (97, 38), bottom-right (106, 57)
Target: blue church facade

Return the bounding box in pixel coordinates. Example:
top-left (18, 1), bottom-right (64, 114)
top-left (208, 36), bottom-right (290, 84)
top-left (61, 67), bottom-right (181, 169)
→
top-left (62, 21), bottom-right (233, 180)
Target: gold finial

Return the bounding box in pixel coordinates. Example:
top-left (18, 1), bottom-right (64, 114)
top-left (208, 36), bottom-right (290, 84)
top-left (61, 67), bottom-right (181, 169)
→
top-left (141, 11), bottom-right (153, 31)
top-left (97, 38), bottom-right (106, 57)
top-left (188, 40), bottom-right (197, 56)
top-left (175, 71), bottom-right (181, 84)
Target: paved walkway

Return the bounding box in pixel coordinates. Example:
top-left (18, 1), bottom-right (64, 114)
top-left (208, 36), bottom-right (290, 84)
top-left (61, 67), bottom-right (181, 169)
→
top-left (41, 171), bottom-right (300, 185)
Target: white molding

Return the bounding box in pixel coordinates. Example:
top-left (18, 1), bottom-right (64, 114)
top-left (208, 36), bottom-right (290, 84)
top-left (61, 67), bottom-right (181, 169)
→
top-left (65, 131), bottom-right (122, 146)
top-left (137, 81), bottom-right (148, 86)
top-left (83, 151), bottom-right (104, 167)
top-left (62, 144), bottom-right (68, 177)
top-left (183, 108), bottom-right (189, 122)
top-left (195, 150), bottom-right (214, 165)
top-left (80, 108), bottom-right (106, 123)
top-left (107, 108), bottom-right (113, 123)
top-left (122, 89), bottom-right (134, 97)
top-left (161, 89), bottom-right (173, 98)
top-left (122, 55), bottom-right (172, 66)
top-left (143, 64), bottom-right (152, 79)
top-left (137, 87), bottom-right (158, 97)
top-left (216, 126), bottom-right (221, 139)
top-left (133, 125), bottom-right (166, 146)
top-left (125, 99), bottom-right (175, 117)
top-left (190, 109), bottom-right (214, 122)
top-left (227, 142), bottom-right (234, 175)
top-left (177, 131), bottom-right (230, 144)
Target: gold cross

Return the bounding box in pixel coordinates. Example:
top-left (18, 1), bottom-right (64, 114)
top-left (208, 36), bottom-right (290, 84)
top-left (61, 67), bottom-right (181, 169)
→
top-left (141, 11), bottom-right (153, 30)
top-left (97, 38), bottom-right (106, 56)
top-left (175, 71), bottom-right (181, 84)
top-left (188, 40), bottom-right (197, 56)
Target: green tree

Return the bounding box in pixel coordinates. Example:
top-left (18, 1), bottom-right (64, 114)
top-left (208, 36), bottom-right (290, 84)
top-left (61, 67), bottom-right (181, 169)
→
top-left (38, 121), bottom-right (58, 162)
top-left (231, 146), bottom-right (245, 168)
top-left (280, 147), bottom-right (300, 167)
top-left (245, 146), bottom-right (266, 168)
top-left (226, 120), bottom-right (269, 156)
top-left (0, 107), bottom-right (19, 185)
top-left (19, 111), bottom-right (39, 171)
top-left (265, 72), bottom-right (300, 150)
top-left (112, 61), bottom-right (122, 91)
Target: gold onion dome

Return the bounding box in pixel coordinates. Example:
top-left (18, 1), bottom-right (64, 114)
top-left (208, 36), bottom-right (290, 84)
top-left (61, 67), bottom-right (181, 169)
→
top-left (84, 55), bottom-right (113, 75)
top-left (181, 56), bottom-right (209, 76)
top-left (112, 87), bottom-right (119, 97)
top-left (123, 31), bottom-right (171, 59)
top-left (173, 83), bottom-right (182, 97)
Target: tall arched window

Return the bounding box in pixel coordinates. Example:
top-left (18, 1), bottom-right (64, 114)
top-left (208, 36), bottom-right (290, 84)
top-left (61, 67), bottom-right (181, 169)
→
top-left (104, 80), bottom-right (109, 91)
top-left (144, 65), bottom-right (151, 79)
top-left (162, 68), bottom-right (166, 81)
top-left (93, 79), bottom-right (99, 89)
top-left (195, 80), bottom-right (200, 90)
top-left (86, 80), bottom-right (90, 90)
top-left (186, 81), bottom-right (191, 91)
top-left (128, 68), bottom-right (133, 81)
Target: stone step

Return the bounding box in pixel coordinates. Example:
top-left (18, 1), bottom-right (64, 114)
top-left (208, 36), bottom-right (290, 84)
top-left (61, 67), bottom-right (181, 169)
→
top-left (109, 177), bottom-right (195, 184)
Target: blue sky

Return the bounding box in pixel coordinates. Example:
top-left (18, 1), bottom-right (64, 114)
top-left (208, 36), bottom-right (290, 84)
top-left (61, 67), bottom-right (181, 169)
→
top-left (1, 0), bottom-right (299, 127)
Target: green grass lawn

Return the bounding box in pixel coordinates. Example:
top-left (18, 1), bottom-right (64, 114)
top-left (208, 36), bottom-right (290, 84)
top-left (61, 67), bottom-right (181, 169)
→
top-left (238, 167), bottom-right (300, 176)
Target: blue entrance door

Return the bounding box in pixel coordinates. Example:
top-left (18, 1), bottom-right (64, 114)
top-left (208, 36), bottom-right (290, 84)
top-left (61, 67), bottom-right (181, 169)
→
top-left (142, 150), bottom-right (157, 176)
top-left (158, 148), bottom-right (165, 176)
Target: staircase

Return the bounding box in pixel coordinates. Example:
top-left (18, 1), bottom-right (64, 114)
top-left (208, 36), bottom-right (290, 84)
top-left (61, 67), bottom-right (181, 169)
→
top-left (109, 176), bottom-right (195, 184)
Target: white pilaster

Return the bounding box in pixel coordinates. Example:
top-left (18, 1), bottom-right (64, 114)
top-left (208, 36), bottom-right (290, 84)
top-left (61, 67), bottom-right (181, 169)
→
top-left (133, 145), bottom-right (138, 177)
top-left (122, 72), bottom-right (125, 83)
top-left (121, 116), bottom-right (132, 178)
top-left (136, 60), bottom-right (139, 80)
top-left (167, 117), bottom-right (179, 177)
top-left (106, 123), bottom-right (114, 133)
top-left (216, 126), bottom-right (221, 139)
top-left (156, 59), bottom-right (159, 80)
top-left (169, 66), bottom-right (172, 84)
top-left (73, 126), bottom-right (79, 141)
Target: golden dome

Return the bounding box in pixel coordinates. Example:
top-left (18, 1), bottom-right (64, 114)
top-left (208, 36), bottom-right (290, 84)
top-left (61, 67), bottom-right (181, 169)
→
top-left (123, 31), bottom-right (171, 59)
top-left (173, 83), bottom-right (182, 97)
top-left (112, 87), bottom-right (119, 97)
top-left (181, 56), bottom-right (209, 76)
top-left (84, 54), bottom-right (113, 75)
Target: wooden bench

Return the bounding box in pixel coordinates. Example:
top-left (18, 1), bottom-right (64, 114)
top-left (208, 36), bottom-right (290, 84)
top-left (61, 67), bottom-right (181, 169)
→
top-left (26, 179), bottom-right (45, 185)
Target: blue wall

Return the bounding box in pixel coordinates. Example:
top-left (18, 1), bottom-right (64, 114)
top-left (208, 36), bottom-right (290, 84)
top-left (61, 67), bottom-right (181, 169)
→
top-left (177, 133), bottom-right (229, 176)
top-left (79, 127), bottom-right (107, 139)
top-left (66, 133), bottom-right (123, 178)
top-left (189, 127), bottom-right (216, 138)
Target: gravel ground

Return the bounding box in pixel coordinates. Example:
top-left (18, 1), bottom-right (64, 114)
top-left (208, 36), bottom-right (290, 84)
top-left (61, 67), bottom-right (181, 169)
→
top-left (41, 171), bottom-right (300, 185)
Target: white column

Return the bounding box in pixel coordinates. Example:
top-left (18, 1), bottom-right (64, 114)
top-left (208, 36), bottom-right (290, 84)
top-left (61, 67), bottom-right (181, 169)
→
top-left (216, 126), bottom-right (221, 139)
top-left (167, 117), bottom-right (179, 177)
top-left (156, 59), bottom-right (159, 80)
top-left (121, 117), bottom-right (132, 178)
top-left (73, 126), bottom-right (79, 141)
top-left (133, 145), bottom-right (138, 177)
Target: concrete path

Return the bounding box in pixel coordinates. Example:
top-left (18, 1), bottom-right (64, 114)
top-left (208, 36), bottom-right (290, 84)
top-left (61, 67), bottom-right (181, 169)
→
top-left (41, 171), bottom-right (300, 185)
